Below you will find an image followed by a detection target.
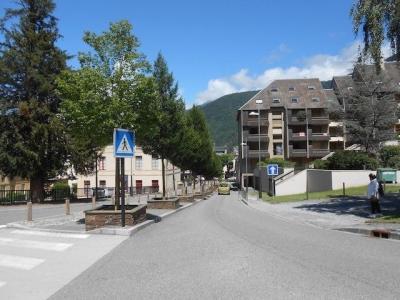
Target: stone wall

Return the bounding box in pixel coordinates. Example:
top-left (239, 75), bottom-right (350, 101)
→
top-left (85, 205), bottom-right (147, 231)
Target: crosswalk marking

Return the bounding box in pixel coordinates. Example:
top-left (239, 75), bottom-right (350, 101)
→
top-left (0, 254), bottom-right (44, 270)
top-left (0, 281), bottom-right (6, 288)
top-left (0, 237), bottom-right (72, 252)
top-left (12, 229), bottom-right (90, 239)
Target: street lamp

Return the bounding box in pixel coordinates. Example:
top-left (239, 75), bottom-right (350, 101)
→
top-left (250, 98), bottom-right (263, 200)
top-left (241, 141), bottom-right (248, 201)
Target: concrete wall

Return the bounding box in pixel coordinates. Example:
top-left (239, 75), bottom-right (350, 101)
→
top-left (307, 170), bottom-right (332, 193)
top-left (331, 170), bottom-right (374, 190)
top-left (275, 169), bottom-right (377, 196)
top-left (275, 170), bottom-right (307, 196)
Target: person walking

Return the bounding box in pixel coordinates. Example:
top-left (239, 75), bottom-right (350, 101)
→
top-left (367, 173), bottom-right (381, 217)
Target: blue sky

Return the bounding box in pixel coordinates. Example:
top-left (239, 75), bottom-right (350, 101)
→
top-left (1, 0), bottom-right (370, 106)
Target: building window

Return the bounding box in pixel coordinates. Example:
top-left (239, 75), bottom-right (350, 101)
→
top-left (291, 97), bottom-right (299, 103)
top-left (312, 97), bottom-right (320, 102)
top-left (288, 86), bottom-right (295, 91)
top-left (135, 156), bottom-right (143, 170)
top-left (308, 85), bottom-right (315, 90)
top-left (98, 156), bottom-right (106, 170)
top-left (270, 87), bottom-right (278, 92)
top-left (152, 180), bottom-right (159, 193)
top-left (152, 156), bottom-right (159, 169)
top-left (272, 98), bottom-right (280, 103)
top-left (99, 180), bottom-right (106, 187)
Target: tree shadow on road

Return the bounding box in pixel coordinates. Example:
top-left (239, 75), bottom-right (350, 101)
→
top-left (293, 194), bottom-right (400, 218)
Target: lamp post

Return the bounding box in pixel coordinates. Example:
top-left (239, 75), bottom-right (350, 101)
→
top-left (250, 99), bottom-right (263, 200)
top-left (241, 141), bottom-right (248, 201)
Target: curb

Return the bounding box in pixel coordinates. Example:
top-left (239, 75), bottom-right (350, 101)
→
top-left (336, 227), bottom-right (400, 240)
top-left (6, 222), bottom-right (88, 234)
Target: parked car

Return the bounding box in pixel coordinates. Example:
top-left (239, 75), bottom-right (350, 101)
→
top-left (218, 182), bottom-right (230, 195)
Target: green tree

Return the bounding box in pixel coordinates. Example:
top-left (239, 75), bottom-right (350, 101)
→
top-left (351, 0), bottom-right (400, 69)
top-left (58, 21), bottom-right (155, 196)
top-left (0, 0), bottom-right (68, 202)
top-left (326, 151), bottom-right (379, 170)
top-left (140, 53), bottom-right (185, 198)
top-left (345, 75), bottom-right (398, 153)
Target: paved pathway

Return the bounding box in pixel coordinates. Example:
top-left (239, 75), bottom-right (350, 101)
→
top-left (0, 226), bottom-right (126, 300)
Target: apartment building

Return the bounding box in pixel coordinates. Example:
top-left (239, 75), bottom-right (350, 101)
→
top-left (0, 176), bottom-right (29, 191)
top-left (237, 78), bottom-right (333, 187)
top-left (74, 145), bottom-right (181, 195)
top-left (332, 61), bottom-right (400, 141)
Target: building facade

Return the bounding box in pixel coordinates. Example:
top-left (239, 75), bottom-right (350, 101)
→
top-left (237, 78), bottom-right (334, 187)
top-left (0, 176), bottom-right (30, 191)
top-left (74, 145), bottom-right (181, 195)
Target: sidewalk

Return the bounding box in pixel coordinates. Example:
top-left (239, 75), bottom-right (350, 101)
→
top-left (6, 197), bottom-right (207, 236)
top-left (241, 189), bottom-right (400, 240)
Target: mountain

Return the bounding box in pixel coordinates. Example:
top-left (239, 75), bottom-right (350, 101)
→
top-left (200, 90), bottom-right (259, 150)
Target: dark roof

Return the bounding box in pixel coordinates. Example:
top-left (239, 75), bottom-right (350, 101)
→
top-left (240, 78), bottom-right (328, 111)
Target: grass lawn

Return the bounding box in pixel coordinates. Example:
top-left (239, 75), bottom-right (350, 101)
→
top-left (258, 184), bottom-right (400, 204)
top-left (366, 215), bottom-right (400, 224)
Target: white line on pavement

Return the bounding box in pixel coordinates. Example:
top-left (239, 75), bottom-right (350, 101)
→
top-left (12, 229), bottom-right (90, 239)
top-left (0, 225), bottom-right (6, 229)
top-left (0, 254), bottom-right (44, 270)
top-left (0, 281), bottom-right (6, 288)
top-left (0, 237), bottom-right (73, 252)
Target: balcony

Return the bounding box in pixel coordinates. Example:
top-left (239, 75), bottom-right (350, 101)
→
top-left (242, 115), bottom-right (269, 127)
top-left (308, 129), bottom-right (330, 141)
top-left (246, 134), bottom-right (269, 142)
top-left (288, 116), bottom-right (307, 125)
top-left (309, 146), bottom-right (330, 158)
top-left (309, 114), bottom-right (330, 125)
top-left (288, 129), bottom-right (307, 141)
top-left (247, 150), bottom-right (270, 159)
top-left (289, 145), bottom-right (307, 158)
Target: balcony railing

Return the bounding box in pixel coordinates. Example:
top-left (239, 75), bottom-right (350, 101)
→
top-left (247, 150), bottom-right (270, 159)
top-left (246, 134), bottom-right (269, 142)
top-left (308, 130), bottom-right (330, 141)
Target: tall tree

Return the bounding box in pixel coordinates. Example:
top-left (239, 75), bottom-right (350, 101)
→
top-left (58, 21), bottom-right (155, 196)
top-left (140, 53), bottom-right (185, 198)
top-left (0, 0), bottom-right (68, 202)
top-left (351, 0), bottom-right (400, 70)
top-left (345, 74), bottom-right (398, 153)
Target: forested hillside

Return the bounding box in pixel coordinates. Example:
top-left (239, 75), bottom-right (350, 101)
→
top-left (200, 91), bottom-right (259, 149)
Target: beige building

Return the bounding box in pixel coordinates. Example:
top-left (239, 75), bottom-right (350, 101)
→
top-left (74, 145), bottom-right (181, 195)
top-left (0, 176), bottom-right (30, 191)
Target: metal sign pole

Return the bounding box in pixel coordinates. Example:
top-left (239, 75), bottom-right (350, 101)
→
top-left (121, 158), bottom-right (125, 227)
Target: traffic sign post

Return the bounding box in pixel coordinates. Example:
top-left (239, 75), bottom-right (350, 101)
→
top-left (113, 129), bottom-right (135, 227)
top-left (267, 164), bottom-right (279, 176)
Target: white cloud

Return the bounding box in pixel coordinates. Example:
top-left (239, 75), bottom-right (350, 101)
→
top-left (195, 41), bottom-right (392, 105)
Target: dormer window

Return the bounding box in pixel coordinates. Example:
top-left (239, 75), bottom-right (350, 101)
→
top-left (308, 85), bottom-right (316, 90)
top-left (270, 87), bottom-right (278, 92)
top-left (288, 86), bottom-right (295, 91)
top-left (291, 97), bottom-right (299, 103)
top-left (312, 97), bottom-right (320, 102)
top-left (272, 98), bottom-right (280, 103)
top-left (347, 87), bottom-right (353, 91)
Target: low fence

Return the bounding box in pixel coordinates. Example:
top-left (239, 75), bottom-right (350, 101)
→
top-left (0, 190), bottom-right (31, 205)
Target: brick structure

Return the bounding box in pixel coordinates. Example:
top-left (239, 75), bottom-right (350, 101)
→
top-left (147, 197), bottom-right (180, 209)
top-left (85, 204), bottom-right (147, 231)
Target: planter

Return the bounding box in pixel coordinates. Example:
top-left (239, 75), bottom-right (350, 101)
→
top-left (147, 197), bottom-right (180, 209)
top-left (84, 204), bottom-right (147, 231)
top-left (194, 192), bottom-right (204, 199)
top-left (179, 195), bottom-right (195, 202)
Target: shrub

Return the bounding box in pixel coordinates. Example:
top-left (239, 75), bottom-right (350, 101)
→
top-left (313, 159), bottom-right (329, 169)
top-left (51, 182), bottom-right (70, 201)
top-left (379, 146), bottom-right (400, 167)
top-left (326, 151), bottom-right (379, 170)
top-left (387, 156), bottom-right (400, 169)
top-left (260, 158), bottom-right (295, 168)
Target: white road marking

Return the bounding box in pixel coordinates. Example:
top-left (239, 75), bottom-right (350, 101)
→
top-left (12, 229), bottom-right (89, 239)
top-left (0, 237), bottom-right (72, 251)
top-left (0, 225), bottom-right (6, 229)
top-left (0, 281), bottom-right (6, 288)
top-left (0, 254), bottom-right (44, 270)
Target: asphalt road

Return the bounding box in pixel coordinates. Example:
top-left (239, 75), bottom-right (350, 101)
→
top-left (51, 192), bottom-right (400, 300)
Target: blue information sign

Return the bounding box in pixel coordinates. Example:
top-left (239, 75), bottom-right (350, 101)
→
top-left (113, 129), bottom-right (135, 158)
top-left (267, 164), bottom-right (279, 176)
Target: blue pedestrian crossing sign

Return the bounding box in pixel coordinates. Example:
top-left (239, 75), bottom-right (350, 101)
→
top-left (267, 164), bottom-right (279, 176)
top-left (113, 128), bottom-right (135, 158)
